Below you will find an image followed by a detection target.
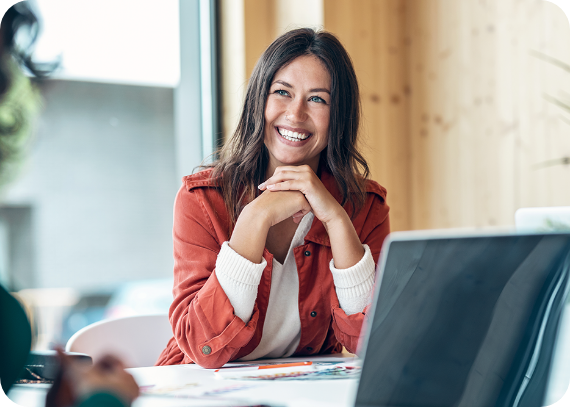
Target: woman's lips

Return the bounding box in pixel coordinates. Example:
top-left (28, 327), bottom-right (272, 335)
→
top-left (278, 127), bottom-right (310, 141)
top-left (275, 127), bottom-right (312, 145)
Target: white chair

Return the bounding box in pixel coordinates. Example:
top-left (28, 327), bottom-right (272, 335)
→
top-left (65, 314), bottom-right (172, 368)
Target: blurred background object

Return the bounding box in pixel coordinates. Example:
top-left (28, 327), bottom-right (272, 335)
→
top-left (14, 279), bottom-right (173, 350)
top-left (103, 278), bottom-right (173, 320)
top-left (65, 314), bottom-right (171, 368)
top-left (17, 287), bottom-right (78, 349)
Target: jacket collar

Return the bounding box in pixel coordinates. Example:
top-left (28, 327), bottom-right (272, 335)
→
top-left (183, 167), bottom-right (386, 248)
top-left (183, 168), bottom-right (217, 190)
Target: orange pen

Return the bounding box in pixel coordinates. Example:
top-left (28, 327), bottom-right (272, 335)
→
top-left (215, 361), bottom-right (313, 373)
top-left (258, 361), bottom-right (313, 370)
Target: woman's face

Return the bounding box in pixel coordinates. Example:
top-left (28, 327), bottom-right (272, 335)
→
top-left (264, 55), bottom-right (331, 176)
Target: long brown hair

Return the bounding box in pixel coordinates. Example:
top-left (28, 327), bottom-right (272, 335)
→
top-left (211, 28), bottom-right (370, 230)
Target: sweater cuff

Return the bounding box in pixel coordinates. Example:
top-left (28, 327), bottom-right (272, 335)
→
top-left (216, 241), bottom-right (266, 286)
top-left (330, 244), bottom-right (375, 315)
top-left (215, 242), bottom-right (266, 323)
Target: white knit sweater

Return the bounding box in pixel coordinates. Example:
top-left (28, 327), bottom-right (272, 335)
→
top-left (215, 213), bottom-right (375, 360)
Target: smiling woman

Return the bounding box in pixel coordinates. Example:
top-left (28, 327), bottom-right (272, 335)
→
top-left (156, 28), bottom-right (391, 369)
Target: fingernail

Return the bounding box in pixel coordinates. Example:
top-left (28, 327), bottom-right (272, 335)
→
top-left (267, 184), bottom-right (275, 190)
top-left (258, 183), bottom-right (265, 190)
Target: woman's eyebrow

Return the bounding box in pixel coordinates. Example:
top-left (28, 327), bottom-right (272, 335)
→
top-left (272, 80), bottom-right (330, 94)
top-left (273, 80), bottom-right (293, 88)
top-left (310, 88), bottom-right (331, 94)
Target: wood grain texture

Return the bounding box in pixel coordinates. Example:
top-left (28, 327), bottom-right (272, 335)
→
top-left (407, 0), bottom-right (570, 229)
top-left (219, 0), bottom-right (246, 143)
top-left (516, 2), bottom-right (570, 211)
top-left (244, 0), bottom-right (276, 79)
top-left (324, 0), bottom-right (412, 231)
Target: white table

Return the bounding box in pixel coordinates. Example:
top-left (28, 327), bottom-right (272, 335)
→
top-left (7, 316), bottom-right (570, 407)
top-left (7, 355), bottom-right (359, 407)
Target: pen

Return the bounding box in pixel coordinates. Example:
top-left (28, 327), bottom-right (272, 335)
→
top-left (215, 361), bottom-right (312, 373)
top-left (258, 361), bottom-right (312, 370)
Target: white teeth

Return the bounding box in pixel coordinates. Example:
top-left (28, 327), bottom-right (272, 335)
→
top-left (278, 128), bottom-right (309, 142)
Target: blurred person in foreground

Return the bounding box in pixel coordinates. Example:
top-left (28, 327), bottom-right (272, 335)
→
top-left (0, 2), bottom-right (139, 406)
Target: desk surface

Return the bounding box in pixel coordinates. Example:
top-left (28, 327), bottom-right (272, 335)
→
top-left (7, 355), bottom-right (359, 407)
top-left (7, 306), bottom-right (570, 407)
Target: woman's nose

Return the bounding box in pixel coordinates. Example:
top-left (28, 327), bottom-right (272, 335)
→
top-left (286, 98), bottom-right (307, 122)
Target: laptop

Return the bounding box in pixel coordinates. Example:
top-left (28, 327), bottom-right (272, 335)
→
top-left (353, 230), bottom-right (570, 407)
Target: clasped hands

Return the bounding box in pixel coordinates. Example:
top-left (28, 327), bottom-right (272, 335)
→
top-left (256, 165), bottom-right (342, 227)
top-left (232, 165), bottom-right (364, 268)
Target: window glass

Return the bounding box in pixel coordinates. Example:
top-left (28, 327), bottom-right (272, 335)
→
top-left (35, 0), bottom-right (180, 86)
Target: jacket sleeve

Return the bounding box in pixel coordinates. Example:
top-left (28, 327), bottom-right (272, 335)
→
top-left (330, 193), bottom-right (390, 354)
top-left (168, 185), bottom-right (260, 368)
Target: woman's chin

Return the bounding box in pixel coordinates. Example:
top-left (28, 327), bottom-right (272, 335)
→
top-left (269, 156), bottom-right (321, 172)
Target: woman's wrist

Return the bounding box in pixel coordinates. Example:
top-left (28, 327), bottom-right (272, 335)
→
top-left (325, 210), bottom-right (365, 269)
top-left (228, 201), bottom-right (272, 264)
top-left (242, 198), bottom-right (274, 230)
top-left (322, 207), bottom-right (351, 233)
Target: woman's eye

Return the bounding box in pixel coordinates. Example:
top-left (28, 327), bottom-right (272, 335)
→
top-left (275, 89), bottom-right (289, 96)
top-left (309, 96), bottom-right (326, 104)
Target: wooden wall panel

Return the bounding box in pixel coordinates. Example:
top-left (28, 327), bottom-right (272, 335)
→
top-left (407, 0), bottom-right (503, 229)
top-left (275, 0), bottom-right (324, 37)
top-left (516, 2), bottom-right (570, 210)
top-left (244, 0), bottom-right (276, 78)
top-left (219, 0), bottom-right (246, 144)
top-left (407, 0), bottom-right (570, 230)
top-left (324, 0), bottom-right (411, 231)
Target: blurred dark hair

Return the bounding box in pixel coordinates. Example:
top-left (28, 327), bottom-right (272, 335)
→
top-left (211, 28), bottom-right (369, 230)
top-left (0, 1), bottom-right (56, 95)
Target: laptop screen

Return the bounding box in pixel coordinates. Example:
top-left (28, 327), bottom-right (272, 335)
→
top-left (356, 233), bottom-right (570, 407)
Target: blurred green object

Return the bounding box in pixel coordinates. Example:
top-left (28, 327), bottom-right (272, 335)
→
top-left (76, 393), bottom-right (126, 407)
top-left (0, 59), bottom-right (40, 188)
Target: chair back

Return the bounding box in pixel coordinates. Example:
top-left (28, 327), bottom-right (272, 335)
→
top-left (65, 314), bottom-right (172, 368)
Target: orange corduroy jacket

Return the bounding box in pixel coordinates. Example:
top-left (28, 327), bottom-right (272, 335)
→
top-left (156, 168), bottom-right (390, 368)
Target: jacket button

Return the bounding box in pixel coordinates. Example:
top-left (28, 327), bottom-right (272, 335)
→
top-left (306, 347), bottom-right (313, 352)
top-left (304, 250), bottom-right (311, 256)
top-left (202, 345), bottom-right (212, 355)
top-left (310, 311), bottom-right (317, 317)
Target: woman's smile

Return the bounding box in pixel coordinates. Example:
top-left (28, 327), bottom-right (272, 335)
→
top-left (276, 126), bottom-right (311, 142)
top-left (273, 125), bottom-right (313, 147)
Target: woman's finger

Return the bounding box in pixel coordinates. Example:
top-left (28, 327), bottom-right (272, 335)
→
top-left (266, 180), bottom-right (304, 192)
top-left (259, 171), bottom-right (303, 190)
top-left (259, 165), bottom-right (314, 190)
